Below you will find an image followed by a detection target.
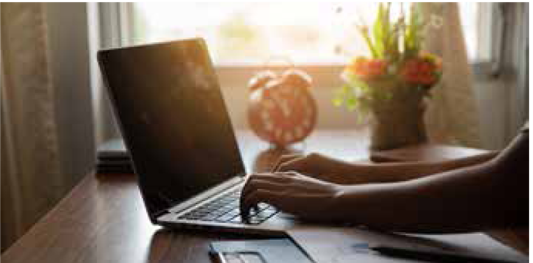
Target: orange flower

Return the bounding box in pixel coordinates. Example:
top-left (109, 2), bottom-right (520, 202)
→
top-left (346, 57), bottom-right (388, 80)
top-left (400, 55), bottom-right (441, 86)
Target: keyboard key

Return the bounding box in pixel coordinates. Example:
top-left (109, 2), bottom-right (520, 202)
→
top-left (248, 218), bottom-right (264, 225)
top-left (176, 187), bottom-right (282, 224)
top-left (215, 213), bottom-right (236, 222)
top-left (258, 203), bottom-right (270, 210)
top-left (256, 211), bottom-right (273, 219)
top-left (265, 208), bottom-right (276, 214)
top-left (210, 209), bottom-right (227, 217)
top-left (248, 208), bottom-right (260, 216)
top-left (229, 217), bottom-right (243, 224)
top-left (253, 213), bottom-right (270, 220)
top-left (226, 209), bottom-right (240, 216)
top-left (218, 206), bottom-right (233, 213)
top-left (201, 213), bottom-right (218, 221)
top-left (204, 203), bottom-right (220, 209)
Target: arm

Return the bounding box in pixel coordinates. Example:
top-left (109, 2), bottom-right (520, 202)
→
top-left (241, 133), bottom-right (527, 233)
top-left (329, 133), bottom-right (528, 233)
top-left (277, 151), bottom-right (499, 185)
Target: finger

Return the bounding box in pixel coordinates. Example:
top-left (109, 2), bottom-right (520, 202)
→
top-left (279, 154), bottom-right (304, 164)
top-left (240, 189), bottom-right (284, 221)
top-left (272, 154), bottom-right (304, 172)
top-left (277, 157), bottom-right (308, 172)
top-left (241, 179), bottom-right (285, 203)
top-left (240, 174), bottom-right (286, 217)
top-left (246, 173), bottom-right (293, 184)
top-left (243, 190), bottom-right (322, 217)
top-left (273, 171), bottom-right (300, 178)
top-left (272, 172), bottom-right (336, 193)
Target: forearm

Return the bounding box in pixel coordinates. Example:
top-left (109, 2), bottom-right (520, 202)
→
top-left (331, 157), bottom-right (523, 233)
top-left (332, 151), bottom-right (499, 184)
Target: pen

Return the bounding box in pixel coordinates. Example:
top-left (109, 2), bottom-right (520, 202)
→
top-left (370, 245), bottom-right (518, 263)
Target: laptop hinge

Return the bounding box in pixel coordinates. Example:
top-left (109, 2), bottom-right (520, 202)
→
top-left (165, 176), bottom-right (245, 215)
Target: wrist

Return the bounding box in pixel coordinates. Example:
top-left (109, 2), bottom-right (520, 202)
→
top-left (328, 173), bottom-right (356, 184)
top-left (340, 164), bottom-right (378, 184)
top-left (329, 184), bottom-right (369, 222)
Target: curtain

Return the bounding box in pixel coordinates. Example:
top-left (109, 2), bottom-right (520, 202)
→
top-left (499, 3), bottom-right (529, 143)
top-left (422, 3), bottom-right (482, 147)
top-left (1, 3), bottom-right (64, 251)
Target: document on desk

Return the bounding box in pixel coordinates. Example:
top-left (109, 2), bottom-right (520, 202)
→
top-left (288, 226), bottom-right (528, 263)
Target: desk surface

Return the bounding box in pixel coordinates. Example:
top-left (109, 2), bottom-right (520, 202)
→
top-left (2, 130), bottom-right (371, 263)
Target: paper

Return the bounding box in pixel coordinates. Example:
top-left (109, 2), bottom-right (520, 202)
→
top-left (288, 226), bottom-right (528, 263)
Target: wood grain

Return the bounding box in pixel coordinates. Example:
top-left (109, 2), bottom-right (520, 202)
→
top-left (5, 130), bottom-right (522, 262)
top-left (370, 143), bottom-right (490, 163)
top-left (1, 130), bottom-right (369, 263)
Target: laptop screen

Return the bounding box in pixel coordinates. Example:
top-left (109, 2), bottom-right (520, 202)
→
top-left (98, 39), bottom-right (245, 220)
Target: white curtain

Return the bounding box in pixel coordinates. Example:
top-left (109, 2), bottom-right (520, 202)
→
top-left (422, 3), bottom-right (482, 147)
top-left (1, 3), bottom-right (64, 251)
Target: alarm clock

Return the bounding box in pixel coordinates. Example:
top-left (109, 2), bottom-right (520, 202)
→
top-left (247, 68), bottom-right (318, 147)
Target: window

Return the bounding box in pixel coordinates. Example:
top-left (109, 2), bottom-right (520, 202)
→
top-left (129, 2), bottom-right (490, 66)
top-left (90, 2), bottom-right (506, 140)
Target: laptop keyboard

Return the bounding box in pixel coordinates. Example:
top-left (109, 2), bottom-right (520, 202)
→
top-left (177, 189), bottom-right (279, 225)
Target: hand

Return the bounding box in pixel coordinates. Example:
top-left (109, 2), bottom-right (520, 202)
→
top-left (274, 153), bottom-right (337, 179)
top-left (240, 171), bottom-right (342, 222)
top-left (274, 153), bottom-right (365, 185)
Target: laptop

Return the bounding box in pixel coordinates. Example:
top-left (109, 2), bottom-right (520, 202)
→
top-left (97, 38), bottom-right (303, 235)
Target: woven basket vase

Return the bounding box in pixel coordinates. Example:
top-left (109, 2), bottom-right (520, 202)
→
top-left (366, 78), bottom-right (429, 151)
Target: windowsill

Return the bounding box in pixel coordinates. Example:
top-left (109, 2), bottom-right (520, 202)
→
top-left (213, 60), bottom-right (347, 68)
top-left (215, 64), bottom-right (346, 89)
top-left (214, 61), bottom-right (496, 89)
top-left (214, 60), bottom-right (489, 68)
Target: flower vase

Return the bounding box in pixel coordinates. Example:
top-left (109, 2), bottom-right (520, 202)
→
top-left (367, 79), bottom-right (429, 151)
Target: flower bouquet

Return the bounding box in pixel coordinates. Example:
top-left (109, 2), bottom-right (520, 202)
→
top-left (334, 3), bottom-right (442, 150)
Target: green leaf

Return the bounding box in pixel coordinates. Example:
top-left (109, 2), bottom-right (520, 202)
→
top-left (360, 27), bottom-right (378, 58)
top-left (404, 3), bottom-right (424, 55)
top-left (332, 96), bottom-right (344, 107)
top-left (386, 23), bottom-right (400, 62)
top-left (333, 85), bottom-right (346, 106)
top-left (383, 3), bottom-right (391, 54)
top-left (346, 95), bottom-right (358, 111)
top-left (373, 3), bottom-right (384, 57)
top-left (347, 77), bottom-right (371, 91)
top-left (372, 3), bottom-right (393, 59)
top-left (342, 83), bottom-right (351, 93)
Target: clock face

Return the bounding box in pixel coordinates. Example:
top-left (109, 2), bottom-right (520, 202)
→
top-left (249, 82), bottom-right (317, 146)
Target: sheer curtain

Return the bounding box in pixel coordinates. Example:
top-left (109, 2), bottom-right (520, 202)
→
top-left (422, 3), bottom-right (482, 147)
top-left (0, 3), bottom-right (90, 251)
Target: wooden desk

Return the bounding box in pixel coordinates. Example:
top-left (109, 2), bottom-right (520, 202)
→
top-left (2, 130), bottom-right (370, 263)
